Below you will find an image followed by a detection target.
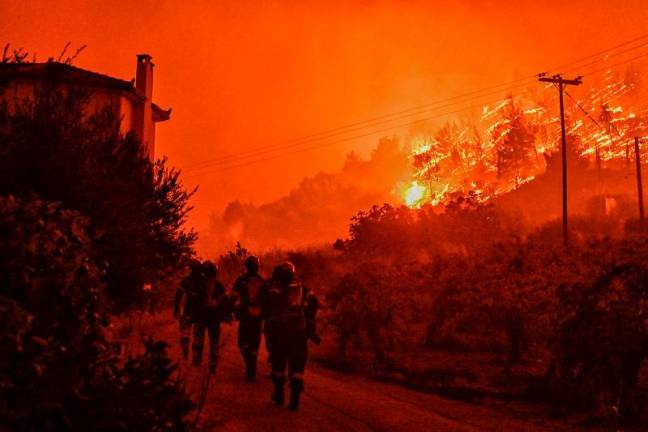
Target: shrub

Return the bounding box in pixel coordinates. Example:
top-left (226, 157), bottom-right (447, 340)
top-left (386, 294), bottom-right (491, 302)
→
top-left (0, 81), bottom-right (196, 312)
top-left (0, 195), bottom-right (193, 431)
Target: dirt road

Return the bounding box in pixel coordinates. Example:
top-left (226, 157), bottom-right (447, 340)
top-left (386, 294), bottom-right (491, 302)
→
top-left (174, 326), bottom-right (560, 432)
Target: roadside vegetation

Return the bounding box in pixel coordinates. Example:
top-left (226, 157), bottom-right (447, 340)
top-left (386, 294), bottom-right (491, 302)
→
top-left (220, 199), bottom-right (648, 426)
top-left (0, 52), bottom-right (196, 430)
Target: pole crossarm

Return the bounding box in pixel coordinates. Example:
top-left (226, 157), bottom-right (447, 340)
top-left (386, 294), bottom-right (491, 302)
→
top-left (538, 76), bottom-right (583, 86)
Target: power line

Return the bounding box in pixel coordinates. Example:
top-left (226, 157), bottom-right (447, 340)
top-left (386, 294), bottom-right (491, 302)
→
top-left (183, 93), bottom-right (539, 178)
top-left (184, 38), bottom-right (648, 178)
top-left (185, 78), bottom-right (537, 171)
top-left (562, 88), bottom-right (603, 128)
top-left (186, 50), bottom-right (648, 178)
top-left (579, 49), bottom-right (648, 78)
top-left (186, 46), bottom-right (648, 174)
top-left (562, 49), bottom-right (648, 139)
top-left (185, 33), bottom-right (648, 171)
top-left (555, 36), bottom-right (648, 74)
top-left (184, 80), bottom-right (535, 173)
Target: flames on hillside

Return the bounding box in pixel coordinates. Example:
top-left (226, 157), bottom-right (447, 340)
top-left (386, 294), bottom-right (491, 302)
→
top-left (205, 65), bottom-right (648, 254)
top-left (400, 67), bottom-right (648, 209)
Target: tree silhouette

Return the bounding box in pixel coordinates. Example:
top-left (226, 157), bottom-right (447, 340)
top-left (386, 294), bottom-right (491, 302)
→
top-left (0, 75), bottom-right (196, 311)
top-left (491, 96), bottom-right (537, 186)
top-left (0, 196), bottom-right (194, 430)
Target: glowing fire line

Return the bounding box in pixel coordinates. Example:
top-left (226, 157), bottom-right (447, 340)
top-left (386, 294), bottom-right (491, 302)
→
top-left (399, 67), bottom-right (648, 209)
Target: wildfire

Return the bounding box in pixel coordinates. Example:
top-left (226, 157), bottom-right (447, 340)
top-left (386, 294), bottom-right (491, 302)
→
top-left (403, 181), bottom-right (428, 208)
top-left (400, 65), bottom-right (648, 209)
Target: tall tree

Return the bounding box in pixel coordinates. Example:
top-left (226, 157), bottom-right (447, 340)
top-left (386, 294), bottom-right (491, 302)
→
top-left (491, 96), bottom-right (537, 187)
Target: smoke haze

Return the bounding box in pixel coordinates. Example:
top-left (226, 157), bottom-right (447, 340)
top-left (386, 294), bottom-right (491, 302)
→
top-left (4, 0), bottom-right (648, 246)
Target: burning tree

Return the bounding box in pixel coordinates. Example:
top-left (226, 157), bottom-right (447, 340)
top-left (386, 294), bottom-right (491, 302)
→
top-left (398, 64), bottom-right (648, 210)
top-left (491, 96), bottom-right (539, 187)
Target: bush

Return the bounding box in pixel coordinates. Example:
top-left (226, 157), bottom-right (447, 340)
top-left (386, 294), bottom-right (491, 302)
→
top-left (0, 81), bottom-right (196, 312)
top-left (73, 339), bottom-right (194, 432)
top-left (549, 262), bottom-right (648, 414)
top-left (0, 195), bottom-right (193, 431)
top-left (318, 209), bottom-right (648, 417)
top-left (342, 198), bottom-right (521, 258)
top-left (326, 263), bottom-right (428, 362)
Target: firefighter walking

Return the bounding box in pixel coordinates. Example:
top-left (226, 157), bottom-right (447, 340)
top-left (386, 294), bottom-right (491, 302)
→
top-left (233, 255), bottom-right (267, 382)
top-left (174, 261), bottom-right (231, 372)
top-left (264, 261), bottom-right (319, 410)
top-left (174, 259), bottom-right (203, 360)
top-left (190, 261), bottom-right (229, 373)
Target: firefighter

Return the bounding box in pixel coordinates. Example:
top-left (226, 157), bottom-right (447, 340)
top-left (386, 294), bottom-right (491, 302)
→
top-left (263, 264), bottom-right (284, 367)
top-left (264, 261), bottom-right (319, 411)
top-left (174, 259), bottom-right (203, 360)
top-left (233, 255), bottom-right (267, 382)
top-left (191, 260), bottom-right (227, 373)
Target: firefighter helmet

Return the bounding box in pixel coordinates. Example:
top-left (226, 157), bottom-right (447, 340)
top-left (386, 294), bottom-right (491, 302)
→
top-left (188, 258), bottom-right (202, 276)
top-left (244, 255), bottom-right (260, 274)
top-left (279, 261), bottom-right (296, 284)
top-left (202, 260), bottom-right (218, 278)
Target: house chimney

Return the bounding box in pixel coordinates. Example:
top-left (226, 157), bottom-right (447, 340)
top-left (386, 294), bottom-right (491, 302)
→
top-left (136, 54), bottom-right (153, 100)
top-left (135, 54), bottom-right (155, 159)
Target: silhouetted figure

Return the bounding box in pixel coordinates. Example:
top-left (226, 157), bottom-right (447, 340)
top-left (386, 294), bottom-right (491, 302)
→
top-left (174, 259), bottom-right (204, 360)
top-left (264, 262), bottom-right (319, 410)
top-left (263, 264), bottom-right (283, 367)
top-left (233, 255), bottom-right (267, 382)
top-left (191, 261), bottom-right (227, 372)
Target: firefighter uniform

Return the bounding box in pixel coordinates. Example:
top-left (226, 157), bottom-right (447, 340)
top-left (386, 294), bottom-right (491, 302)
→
top-left (264, 262), bottom-right (319, 410)
top-left (191, 261), bottom-right (227, 372)
top-left (234, 268), bottom-right (267, 381)
top-left (174, 260), bottom-right (203, 360)
top-left (263, 264), bottom-right (284, 366)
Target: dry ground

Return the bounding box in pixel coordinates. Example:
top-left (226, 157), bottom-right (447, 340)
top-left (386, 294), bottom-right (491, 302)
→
top-left (121, 313), bottom-right (592, 432)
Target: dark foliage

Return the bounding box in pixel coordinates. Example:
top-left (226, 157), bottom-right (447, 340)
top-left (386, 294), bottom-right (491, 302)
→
top-left (0, 79), bottom-right (196, 311)
top-left (342, 196), bottom-right (521, 256)
top-left (327, 267), bottom-right (421, 362)
top-left (0, 195), bottom-right (194, 431)
top-left (74, 339), bottom-right (194, 432)
top-left (273, 200), bottom-right (648, 420)
top-left (549, 259), bottom-right (648, 415)
top-left (217, 242), bottom-right (250, 284)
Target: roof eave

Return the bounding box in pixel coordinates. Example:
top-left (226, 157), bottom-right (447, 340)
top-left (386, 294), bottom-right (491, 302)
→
top-left (152, 103), bottom-right (171, 122)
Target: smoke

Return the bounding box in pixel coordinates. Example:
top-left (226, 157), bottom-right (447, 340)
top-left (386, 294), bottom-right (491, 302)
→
top-left (200, 62), bottom-right (648, 256)
top-left (200, 137), bottom-right (411, 254)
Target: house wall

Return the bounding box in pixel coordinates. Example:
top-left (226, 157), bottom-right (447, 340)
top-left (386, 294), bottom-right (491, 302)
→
top-left (0, 79), bottom-right (155, 160)
top-left (1, 79), bottom-right (36, 106)
top-left (118, 95), bottom-right (137, 136)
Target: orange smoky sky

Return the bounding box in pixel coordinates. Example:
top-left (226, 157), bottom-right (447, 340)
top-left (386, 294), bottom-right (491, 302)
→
top-left (2, 0), bottom-right (648, 231)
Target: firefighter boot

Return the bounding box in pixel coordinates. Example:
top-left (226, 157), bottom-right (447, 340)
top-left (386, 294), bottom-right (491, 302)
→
top-left (289, 379), bottom-right (304, 411)
top-left (271, 376), bottom-right (285, 406)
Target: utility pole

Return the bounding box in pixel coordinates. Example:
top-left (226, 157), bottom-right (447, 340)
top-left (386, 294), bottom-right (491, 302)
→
top-left (634, 136), bottom-right (644, 221)
top-left (538, 73), bottom-right (582, 246)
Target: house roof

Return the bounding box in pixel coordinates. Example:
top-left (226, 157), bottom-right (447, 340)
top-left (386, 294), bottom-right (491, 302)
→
top-left (0, 62), bottom-right (171, 121)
